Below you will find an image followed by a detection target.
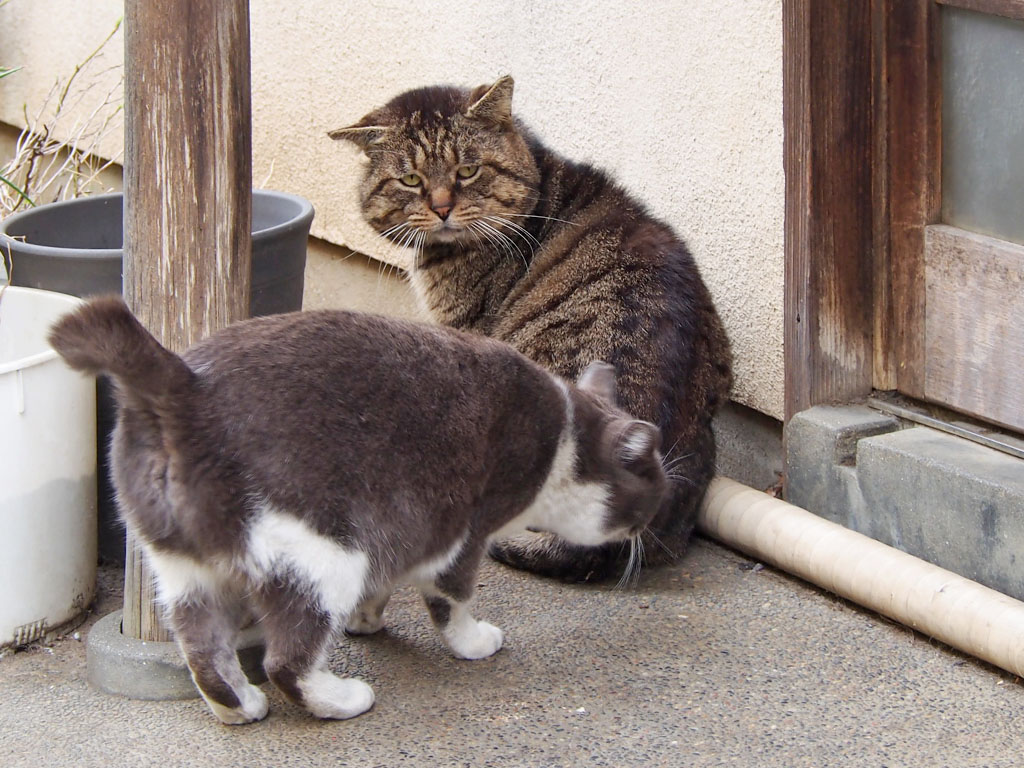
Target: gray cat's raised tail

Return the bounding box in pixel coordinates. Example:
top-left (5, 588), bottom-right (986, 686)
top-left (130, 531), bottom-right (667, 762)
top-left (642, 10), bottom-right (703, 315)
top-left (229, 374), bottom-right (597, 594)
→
top-left (47, 296), bottom-right (194, 413)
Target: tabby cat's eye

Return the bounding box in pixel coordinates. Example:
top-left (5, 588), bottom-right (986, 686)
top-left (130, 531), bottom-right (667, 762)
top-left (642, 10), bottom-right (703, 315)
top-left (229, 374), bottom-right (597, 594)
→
top-left (456, 165), bottom-right (479, 180)
top-left (400, 173), bottom-right (422, 187)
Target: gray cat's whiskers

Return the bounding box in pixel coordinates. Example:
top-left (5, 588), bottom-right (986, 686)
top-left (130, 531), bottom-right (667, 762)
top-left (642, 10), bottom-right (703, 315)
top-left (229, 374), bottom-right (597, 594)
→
top-left (664, 450), bottom-right (694, 466)
top-left (614, 534), bottom-right (645, 590)
top-left (661, 451), bottom-right (698, 487)
top-left (662, 450), bottom-right (696, 474)
top-left (662, 470), bottom-right (698, 489)
top-left (661, 437), bottom-right (684, 463)
top-left (633, 534), bottom-right (646, 586)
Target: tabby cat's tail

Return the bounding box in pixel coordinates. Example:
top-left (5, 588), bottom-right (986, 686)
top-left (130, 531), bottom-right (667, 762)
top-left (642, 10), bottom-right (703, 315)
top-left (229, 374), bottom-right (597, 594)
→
top-left (48, 295), bottom-right (194, 413)
top-left (489, 461), bottom-right (710, 582)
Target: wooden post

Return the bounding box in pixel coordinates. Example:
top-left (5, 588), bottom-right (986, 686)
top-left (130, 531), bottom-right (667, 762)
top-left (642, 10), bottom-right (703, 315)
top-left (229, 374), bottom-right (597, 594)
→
top-left (122, 0), bottom-right (252, 641)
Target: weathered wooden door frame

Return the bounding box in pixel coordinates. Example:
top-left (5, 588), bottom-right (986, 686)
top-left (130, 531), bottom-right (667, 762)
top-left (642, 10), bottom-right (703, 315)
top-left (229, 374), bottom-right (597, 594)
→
top-left (783, 0), bottom-right (946, 419)
top-left (784, 0), bottom-right (1024, 430)
top-left (783, 0), bottom-right (876, 423)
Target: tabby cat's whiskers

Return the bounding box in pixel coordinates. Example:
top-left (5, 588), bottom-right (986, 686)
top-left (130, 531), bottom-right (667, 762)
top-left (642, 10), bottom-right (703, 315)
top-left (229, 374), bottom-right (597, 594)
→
top-left (469, 220), bottom-right (529, 271)
top-left (411, 230), bottom-right (426, 267)
top-left (478, 219), bottom-right (530, 268)
top-left (644, 528), bottom-right (676, 560)
top-left (501, 212), bottom-right (580, 227)
top-left (484, 215), bottom-right (542, 251)
top-left (378, 221), bottom-right (412, 242)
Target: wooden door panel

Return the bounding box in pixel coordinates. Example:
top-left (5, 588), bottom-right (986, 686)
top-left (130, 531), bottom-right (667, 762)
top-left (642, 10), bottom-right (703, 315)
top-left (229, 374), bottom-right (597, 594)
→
top-left (924, 225), bottom-right (1024, 431)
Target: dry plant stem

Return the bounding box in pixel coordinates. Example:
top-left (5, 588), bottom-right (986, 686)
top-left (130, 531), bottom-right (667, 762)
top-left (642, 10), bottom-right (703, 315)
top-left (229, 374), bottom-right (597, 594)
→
top-left (0, 17), bottom-right (123, 215)
top-left (52, 17), bottom-right (123, 118)
top-left (699, 477), bottom-right (1024, 678)
top-left (12, 74), bottom-right (123, 206)
top-left (0, 240), bottom-right (11, 301)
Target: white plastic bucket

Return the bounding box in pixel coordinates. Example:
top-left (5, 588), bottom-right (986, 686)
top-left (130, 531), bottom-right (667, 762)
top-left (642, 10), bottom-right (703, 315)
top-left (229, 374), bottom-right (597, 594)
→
top-left (0, 286), bottom-right (96, 648)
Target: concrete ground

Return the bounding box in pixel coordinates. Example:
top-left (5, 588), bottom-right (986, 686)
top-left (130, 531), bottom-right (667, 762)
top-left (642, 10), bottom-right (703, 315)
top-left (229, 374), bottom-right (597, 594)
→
top-left (2, 537), bottom-right (1023, 768)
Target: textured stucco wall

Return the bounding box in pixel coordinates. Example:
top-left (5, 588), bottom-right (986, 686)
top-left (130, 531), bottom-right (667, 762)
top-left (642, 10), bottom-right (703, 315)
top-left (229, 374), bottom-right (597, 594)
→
top-left (0, 0), bottom-right (784, 418)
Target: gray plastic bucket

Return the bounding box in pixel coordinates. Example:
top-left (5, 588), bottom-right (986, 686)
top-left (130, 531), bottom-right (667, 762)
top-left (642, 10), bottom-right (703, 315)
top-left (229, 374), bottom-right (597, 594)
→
top-left (0, 190), bottom-right (313, 313)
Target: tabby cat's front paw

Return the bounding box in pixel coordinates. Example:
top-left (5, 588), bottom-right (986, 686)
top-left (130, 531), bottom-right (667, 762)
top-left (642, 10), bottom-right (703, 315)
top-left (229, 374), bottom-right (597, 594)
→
top-left (447, 620), bottom-right (504, 660)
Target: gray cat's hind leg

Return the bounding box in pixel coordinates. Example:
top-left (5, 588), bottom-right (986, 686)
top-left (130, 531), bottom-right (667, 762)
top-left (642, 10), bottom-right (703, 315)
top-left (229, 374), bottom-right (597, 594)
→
top-left (255, 579), bottom-right (374, 720)
top-left (166, 594), bottom-right (269, 725)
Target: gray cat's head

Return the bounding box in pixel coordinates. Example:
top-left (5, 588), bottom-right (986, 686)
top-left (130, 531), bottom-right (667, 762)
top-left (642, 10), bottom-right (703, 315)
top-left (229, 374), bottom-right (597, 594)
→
top-left (572, 362), bottom-right (668, 542)
top-left (516, 362), bottom-right (668, 550)
top-left (329, 76), bottom-right (540, 252)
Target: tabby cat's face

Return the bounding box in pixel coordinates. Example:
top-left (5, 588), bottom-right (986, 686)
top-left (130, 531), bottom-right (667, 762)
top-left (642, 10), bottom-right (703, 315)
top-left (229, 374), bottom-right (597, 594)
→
top-left (330, 77), bottom-right (540, 252)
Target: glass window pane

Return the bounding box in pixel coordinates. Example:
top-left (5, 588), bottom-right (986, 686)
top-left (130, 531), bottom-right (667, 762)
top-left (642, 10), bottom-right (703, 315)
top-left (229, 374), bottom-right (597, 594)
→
top-left (941, 7), bottom-right (1024, 246)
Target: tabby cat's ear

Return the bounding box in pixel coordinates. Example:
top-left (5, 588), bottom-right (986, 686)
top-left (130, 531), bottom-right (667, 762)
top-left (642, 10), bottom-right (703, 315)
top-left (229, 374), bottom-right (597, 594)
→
top-left (576, 361), bottom-right (617, 404)
top-left (327, 122), bottom-right (392, 149)
top-left (466, 75), bottom-right (515, 127)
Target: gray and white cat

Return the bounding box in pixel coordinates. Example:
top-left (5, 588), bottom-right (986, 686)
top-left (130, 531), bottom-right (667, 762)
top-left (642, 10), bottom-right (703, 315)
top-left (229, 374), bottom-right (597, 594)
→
top-left (49, 297), bottom-right (667, 725)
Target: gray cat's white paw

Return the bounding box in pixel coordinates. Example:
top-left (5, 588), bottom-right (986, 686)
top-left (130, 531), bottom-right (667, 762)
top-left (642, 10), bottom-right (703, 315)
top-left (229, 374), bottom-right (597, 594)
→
top-left (447, 620), bottom-right (504, 660)
top-left (300, 671), bottom-right (375, 720)
top-left (345, 611), bottom-right (385, 635)
top-left (205, 683), bottom-right (269, 725)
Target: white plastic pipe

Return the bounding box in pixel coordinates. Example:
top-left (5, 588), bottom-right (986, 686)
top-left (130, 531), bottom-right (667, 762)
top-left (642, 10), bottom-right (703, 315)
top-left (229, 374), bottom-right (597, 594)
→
top-left (698, 477), bottom-right (1024, 678)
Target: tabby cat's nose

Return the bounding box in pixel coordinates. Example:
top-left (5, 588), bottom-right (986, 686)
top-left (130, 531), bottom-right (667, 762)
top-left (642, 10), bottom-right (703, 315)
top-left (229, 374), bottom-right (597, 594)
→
top-left (430, 189), bottom-right (453, 220)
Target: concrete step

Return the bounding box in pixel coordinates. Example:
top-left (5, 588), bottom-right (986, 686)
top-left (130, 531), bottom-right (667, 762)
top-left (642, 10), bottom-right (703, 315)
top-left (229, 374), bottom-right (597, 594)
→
top-left (786, 405), bottom-right (1024, 601)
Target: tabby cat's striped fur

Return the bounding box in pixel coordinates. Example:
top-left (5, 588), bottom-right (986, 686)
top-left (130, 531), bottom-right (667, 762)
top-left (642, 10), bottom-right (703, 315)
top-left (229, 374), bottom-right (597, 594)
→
top-left (331, 76), bottom-right (732, 582)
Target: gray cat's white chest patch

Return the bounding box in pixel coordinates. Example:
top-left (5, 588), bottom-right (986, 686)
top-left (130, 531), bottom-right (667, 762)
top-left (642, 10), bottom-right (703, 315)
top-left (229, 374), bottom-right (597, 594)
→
top-left (499, 388), bottom-right (611, 547)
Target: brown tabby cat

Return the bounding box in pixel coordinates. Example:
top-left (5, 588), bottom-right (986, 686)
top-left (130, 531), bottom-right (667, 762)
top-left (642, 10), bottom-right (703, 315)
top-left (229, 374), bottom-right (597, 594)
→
top-left (330, 75), bottom-right (732, 582)
top-left (49, 297), bottom-right (667, 723)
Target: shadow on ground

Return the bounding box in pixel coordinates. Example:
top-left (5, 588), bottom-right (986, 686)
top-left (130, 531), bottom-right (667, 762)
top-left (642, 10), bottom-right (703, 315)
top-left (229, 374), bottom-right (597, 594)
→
top-left (2, 538), bottom-right (1023, 767)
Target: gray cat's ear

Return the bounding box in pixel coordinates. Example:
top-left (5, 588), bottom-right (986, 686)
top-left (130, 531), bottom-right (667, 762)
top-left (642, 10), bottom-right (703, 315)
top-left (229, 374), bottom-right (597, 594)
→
top-left (576, 361), bottom-right (617, 404)
top-left (466, 75), bottom-right (515, 126)
top-left (616, 421), bottom-right (663, 470)
top-left (327, 124), bottom-right (392, 149)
